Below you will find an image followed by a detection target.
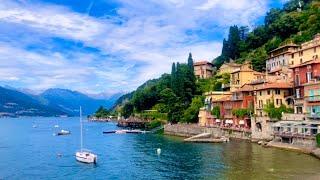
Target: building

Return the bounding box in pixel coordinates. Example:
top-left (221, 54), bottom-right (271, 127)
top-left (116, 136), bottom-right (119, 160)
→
top-left (194, 61), bottom-right (214, 79)
top-left (230, 61), bottom-right (265, 92)
top-left (304, 81), bottom-right (320, 119)
top-left (253, 82), bottom-right (293, 117)
top-left (290, 34), bottom-right (320, 66)
top-left (290, 59), bottom-right (320, 114)
top-left (266, 44), bottom-right (298, 74)
top-left (218, 62), bottom-right (241, 75)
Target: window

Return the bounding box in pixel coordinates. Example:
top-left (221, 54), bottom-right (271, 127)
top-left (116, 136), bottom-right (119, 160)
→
top-left (260, 91), bottom-right (262, 96)
top-left (276, 99), bottom-right (279, 105)
top-left (314, 47), bottom-right (317, 53)
top-left (307, 72), bottom-right (312, 83)
top-left (275, 89), bottom-right (281, 95)
top-left (296, 89), bottom-right (300, 99)
top-left (267, 90), bottom-right (270, 95)
top-left (295, 74), bottom-right (300, 85)
top-left (292, 54), bottom-right (294, 58)
top-left (300, 58), bottom-right (303, 64)
top-left (296, 107), bottom-right (303, 114)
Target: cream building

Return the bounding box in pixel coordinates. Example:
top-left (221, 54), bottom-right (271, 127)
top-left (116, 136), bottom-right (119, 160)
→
top-left (194, 61), bottom-right (214, 79)
top-left (218, 62), bottom-right (241, 75)
top-left (266, 44), bottom-right (298, 74)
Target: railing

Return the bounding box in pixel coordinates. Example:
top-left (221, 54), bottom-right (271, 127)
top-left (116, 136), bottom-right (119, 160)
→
top-left (307, 95), bottom-right (320, 102)
top-left (273, 131), bottom-right (316, 139)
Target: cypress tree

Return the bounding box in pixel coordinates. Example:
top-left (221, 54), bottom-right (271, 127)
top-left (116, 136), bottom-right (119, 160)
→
top-left (187, 53), bottom-right (194, 72)
top-left (171, 62), bottom-right (176, 90)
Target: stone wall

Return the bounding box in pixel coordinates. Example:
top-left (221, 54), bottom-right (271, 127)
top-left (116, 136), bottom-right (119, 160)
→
top-left (164, 124), bottom-right (205, 137)
top-left (164, 124), bottom-right (251, 140)
top-left (251, 117), bottom-right (275, 141)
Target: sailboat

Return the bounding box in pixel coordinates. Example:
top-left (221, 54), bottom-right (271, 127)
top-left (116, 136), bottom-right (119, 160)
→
top-left (75, 106), bottom-right (97, 164)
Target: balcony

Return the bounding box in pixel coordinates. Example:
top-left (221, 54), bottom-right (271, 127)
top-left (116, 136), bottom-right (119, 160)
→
top-left (307, 95), bottom-right (320, 102)
top-left (232, 95), bottom-right (243, 101)
top-left (307, 113), bottom-right (320, 119)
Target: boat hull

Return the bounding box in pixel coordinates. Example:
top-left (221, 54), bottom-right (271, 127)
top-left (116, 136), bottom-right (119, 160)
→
top-left (75, 151), bottom-right (97, 164)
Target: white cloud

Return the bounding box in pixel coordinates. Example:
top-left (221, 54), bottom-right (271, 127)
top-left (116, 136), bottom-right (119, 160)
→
top-left (0, 0), bottom-right (271, 93)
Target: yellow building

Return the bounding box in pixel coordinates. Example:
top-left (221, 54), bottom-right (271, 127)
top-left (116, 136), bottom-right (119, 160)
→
top-left (194, 61), bottom-right (214, 79)
top-left (218, 62), bottom-right (241, 75)
top-left (254, 82), bottom-right (293, 117)
top-left (290, 33), bottom-right (320, 66)
top-left (230, 61), bottom-right (265, 92)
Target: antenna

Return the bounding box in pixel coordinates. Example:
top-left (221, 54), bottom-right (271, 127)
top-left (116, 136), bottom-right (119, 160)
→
top-left (80, 106), bottom-right (83, 151)
top-left (297, 0), bottom-right (302, 12)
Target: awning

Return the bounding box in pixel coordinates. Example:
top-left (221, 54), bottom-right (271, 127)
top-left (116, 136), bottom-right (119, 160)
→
top-left (239, 120), bottom-right (245, 125)
top-left (216, 119), bottom-right (221, 123)
top-left (226, 120), bottom-right (233, 124)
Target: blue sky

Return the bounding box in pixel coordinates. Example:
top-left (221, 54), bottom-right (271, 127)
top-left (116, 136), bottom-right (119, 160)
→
top-left (0, 0), bottom-right (287, 95)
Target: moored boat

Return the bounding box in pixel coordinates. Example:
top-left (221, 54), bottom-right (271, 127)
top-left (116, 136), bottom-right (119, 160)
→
top-left (75, 106), bottom-right (97, 164)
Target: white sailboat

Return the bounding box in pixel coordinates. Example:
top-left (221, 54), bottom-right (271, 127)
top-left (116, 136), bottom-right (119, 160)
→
top-left (75, 107), bottom-right (97, 164)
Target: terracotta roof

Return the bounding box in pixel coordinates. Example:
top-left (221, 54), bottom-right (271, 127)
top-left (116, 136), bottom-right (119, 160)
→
top-left (289, 59), bottom-right (320, 69)
top-left (268, 43), bottom-right (299, 54)
top-left (237, 84), bottom-right (253, 92)
top-left (255, 82), bottom-right (293, 91)
top-left (212, 95), bottom-right (232, 102)
top-left (194, 61), bottom-right (213, 66)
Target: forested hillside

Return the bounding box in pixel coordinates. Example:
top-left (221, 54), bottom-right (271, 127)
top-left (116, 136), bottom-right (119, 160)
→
top-left (214, 0), bottom-right (320, 71)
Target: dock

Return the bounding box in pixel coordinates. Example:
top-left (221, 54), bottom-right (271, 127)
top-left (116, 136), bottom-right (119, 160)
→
top-left (117, 117), bottom-right (149, 129)
top-left (103, 129), bottom-right (149, 134)
top-left (184, 132), bottom-right (229, 143)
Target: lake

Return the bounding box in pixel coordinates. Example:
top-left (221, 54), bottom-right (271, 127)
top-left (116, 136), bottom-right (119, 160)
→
top-left (0, 117), bottom-right (320, 179)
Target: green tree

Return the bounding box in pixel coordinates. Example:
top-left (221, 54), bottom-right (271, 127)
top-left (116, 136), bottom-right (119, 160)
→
top-left (211, 106), bottom-right (220, 119)
top-left (182, 96), bottom-right (204, 123)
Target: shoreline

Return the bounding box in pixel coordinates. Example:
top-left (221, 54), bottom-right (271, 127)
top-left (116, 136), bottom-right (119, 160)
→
top-left (164, 123), bottom-right (320, 160)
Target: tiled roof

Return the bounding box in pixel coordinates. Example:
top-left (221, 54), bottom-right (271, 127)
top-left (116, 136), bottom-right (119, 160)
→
top-left (268, 43), bottom-right (299, 54)
top-left (194, 61), bottom-right (213, 66)
top-left (289, 59), bottom-right (320, 69)
top-left (255, 82), bottom-right (293, 90)
top-left (237, 84), bottom-right (253, 92)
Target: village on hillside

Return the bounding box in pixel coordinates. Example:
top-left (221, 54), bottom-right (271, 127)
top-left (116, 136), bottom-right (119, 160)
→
top-left (187, 34), bottom-right (320, 150)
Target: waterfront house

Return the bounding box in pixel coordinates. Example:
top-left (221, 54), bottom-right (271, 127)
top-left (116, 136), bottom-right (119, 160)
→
top-left (253, 82), bottom-right (293, 117)
top-left (290, 58), bottom-right (320, 114)
top-left (194, 61), bottom-right (214, 79)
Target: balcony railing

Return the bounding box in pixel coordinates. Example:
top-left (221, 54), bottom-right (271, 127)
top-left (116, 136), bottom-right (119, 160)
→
top-left (307, 95), bottom-right (320, 102)
top-left (273, 131), bottom-right (316, 139)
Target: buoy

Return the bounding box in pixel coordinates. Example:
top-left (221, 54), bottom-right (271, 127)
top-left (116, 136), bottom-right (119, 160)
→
top-left (156, 148), bottom-right (161, 155)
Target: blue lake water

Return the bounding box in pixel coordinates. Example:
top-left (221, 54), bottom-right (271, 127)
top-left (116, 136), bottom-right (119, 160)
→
top-left (1, 117), bottom-right (320, 180)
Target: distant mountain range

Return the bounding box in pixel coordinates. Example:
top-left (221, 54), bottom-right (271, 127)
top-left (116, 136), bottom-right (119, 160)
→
top-left (0, 86), bottom-right (122, 117)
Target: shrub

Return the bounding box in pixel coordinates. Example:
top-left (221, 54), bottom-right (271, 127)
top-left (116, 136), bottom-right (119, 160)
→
top-left (316, 133), bottom-right (320, 147)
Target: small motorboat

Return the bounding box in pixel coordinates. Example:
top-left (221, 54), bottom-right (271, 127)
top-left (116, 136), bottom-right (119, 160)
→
top-left (32, 124), bottom-right (38, 128)
top-left (57, 130), bottom-right (71, 136)
top-left (54, 125), bottom-right (59, 128)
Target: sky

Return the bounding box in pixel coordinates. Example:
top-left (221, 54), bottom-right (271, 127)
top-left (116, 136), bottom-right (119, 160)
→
top-left (0, 0), bottom-right (288, 95)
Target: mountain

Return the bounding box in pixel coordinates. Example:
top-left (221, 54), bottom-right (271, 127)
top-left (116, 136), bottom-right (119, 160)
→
top-left (0, 86), bottom-right (67, 117)
top-left (40, 88), bottom-right (114, 115)
top-left (0, 86), bottom-right (121, 117)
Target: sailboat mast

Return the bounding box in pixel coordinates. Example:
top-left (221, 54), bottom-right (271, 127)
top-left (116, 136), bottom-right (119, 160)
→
top-left (80, 106), bottom-right (83, 151)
